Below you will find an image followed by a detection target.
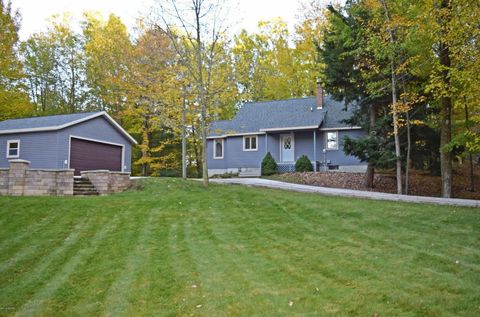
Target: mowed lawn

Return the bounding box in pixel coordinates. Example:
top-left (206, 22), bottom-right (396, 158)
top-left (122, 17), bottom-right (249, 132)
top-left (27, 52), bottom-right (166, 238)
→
top-left (0, 179), bottom-right (479, 317)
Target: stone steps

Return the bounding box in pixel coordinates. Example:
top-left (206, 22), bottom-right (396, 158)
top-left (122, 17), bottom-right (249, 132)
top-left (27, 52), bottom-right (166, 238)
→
top-left (73, 178), bottom-right (99, 196)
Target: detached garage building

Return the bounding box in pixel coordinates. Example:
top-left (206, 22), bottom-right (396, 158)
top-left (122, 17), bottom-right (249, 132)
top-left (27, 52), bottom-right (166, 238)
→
top-left (0, 111), bottom-right (137, 175)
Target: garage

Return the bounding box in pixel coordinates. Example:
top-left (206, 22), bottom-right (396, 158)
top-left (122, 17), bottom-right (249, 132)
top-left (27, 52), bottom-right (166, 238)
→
top-left (70, 137), bottom-right (123, 175)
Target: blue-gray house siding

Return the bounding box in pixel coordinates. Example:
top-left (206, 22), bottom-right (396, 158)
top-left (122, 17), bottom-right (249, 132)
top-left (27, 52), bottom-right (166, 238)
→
top-left (208, 129), bottom-right (365, 174)
top-left (0, 131), bottom-right (59, 169)
top-left (208, 135), bottom-right (267, 170)
top-left (0, 113), bottom-right (135, 172)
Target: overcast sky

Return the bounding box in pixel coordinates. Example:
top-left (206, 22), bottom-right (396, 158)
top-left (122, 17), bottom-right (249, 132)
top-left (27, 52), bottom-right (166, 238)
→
top-left (11, 0), bottom-right (323, 40)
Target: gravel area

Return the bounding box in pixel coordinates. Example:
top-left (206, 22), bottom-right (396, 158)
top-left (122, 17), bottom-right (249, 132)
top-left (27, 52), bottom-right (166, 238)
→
top-left (267, 165), bottom-right (480, 200)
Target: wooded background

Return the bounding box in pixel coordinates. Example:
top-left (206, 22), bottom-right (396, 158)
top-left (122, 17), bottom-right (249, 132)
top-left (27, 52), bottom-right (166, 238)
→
top-left (0, 0), bottom-right (478, 197)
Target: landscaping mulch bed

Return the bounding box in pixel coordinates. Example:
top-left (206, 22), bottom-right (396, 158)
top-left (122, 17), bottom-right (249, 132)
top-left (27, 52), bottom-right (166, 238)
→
top-left (268, 164), bottom-right (480, 200)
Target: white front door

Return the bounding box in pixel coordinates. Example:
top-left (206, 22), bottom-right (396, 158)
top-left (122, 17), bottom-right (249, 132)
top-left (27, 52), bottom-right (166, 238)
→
top-left (280, 134), bottom-right (294, 162)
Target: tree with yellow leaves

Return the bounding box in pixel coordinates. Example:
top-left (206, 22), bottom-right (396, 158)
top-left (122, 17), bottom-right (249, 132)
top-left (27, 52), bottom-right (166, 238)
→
top-left (0, 0), bottom-right (33, 120)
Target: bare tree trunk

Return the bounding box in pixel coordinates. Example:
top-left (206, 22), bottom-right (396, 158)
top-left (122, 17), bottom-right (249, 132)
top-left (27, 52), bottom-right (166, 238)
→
top-left (439, 0), bottom-right (453, 198)
top-left (380, 0), bottom-right (402, 195)
top-left (365, 104), bottom-right (376, 188)
top-left (193, 2), bottom-right (209, 187)
top-left (400, 80), bottom-right (411, 195)
top-left (405, 110), bottom-right (411, 194)
top-left (69, 50), bottom-right (76, 113)
top-left (191, 122), bottom-right (202, 177)
top-left (464, 98), bottom-right (474, 192)
top-left (182, 90), bottom-right (187, 179)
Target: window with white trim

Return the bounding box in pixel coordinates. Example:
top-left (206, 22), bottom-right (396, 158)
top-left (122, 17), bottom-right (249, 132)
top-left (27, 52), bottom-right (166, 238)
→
top-left (326, 131), bottom-right (338, 150)
top-left (243, 135), bottom-right (257, 151)
top-left (214, 139), bottom-right (224, 159)
top-left (7, 140), bottom-right (20, 158)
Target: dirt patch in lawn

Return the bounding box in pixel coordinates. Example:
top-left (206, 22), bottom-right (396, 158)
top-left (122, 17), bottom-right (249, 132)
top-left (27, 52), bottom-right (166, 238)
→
top-left (267, 163), bottom-right (480, 200)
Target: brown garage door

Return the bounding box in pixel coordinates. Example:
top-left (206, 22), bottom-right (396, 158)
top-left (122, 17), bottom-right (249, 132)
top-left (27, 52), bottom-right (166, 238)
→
top-left (70, 138), bottom-right (122, 176)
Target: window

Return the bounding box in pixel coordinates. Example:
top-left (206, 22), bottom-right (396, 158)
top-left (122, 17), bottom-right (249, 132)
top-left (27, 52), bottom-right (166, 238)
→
top-left (243, 135), bottom-right (258, 151)
top-left (326, 131), bottom-right (338, 150)
top-left (7, 140), bottom-right (20, 158)
top-left (214, 139), bottom-right (224, 159)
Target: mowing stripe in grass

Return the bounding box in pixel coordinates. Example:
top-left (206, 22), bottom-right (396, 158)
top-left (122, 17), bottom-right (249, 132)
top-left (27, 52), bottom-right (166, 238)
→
top-left (182, 207), bottom-right (256, 314)
top-left (0, 211), bottom-right (80, 274)
top-left (14, 215), bottom-right (120, 317)
top-left (0, 209), bottom-right (60, 254)
top-left (0, 217), bottom-right (90, 295)
top-left (102, 212), bottom-right (154, 317)
top-left (167, 220), bottom-right (206, 315)
top-left (119, 211), bottom-right (188, 316)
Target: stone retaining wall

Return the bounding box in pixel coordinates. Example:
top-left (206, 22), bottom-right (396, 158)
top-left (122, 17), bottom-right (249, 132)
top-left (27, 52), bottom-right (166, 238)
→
top-left (0, 160), bottom-right (131, 196)
top-left (81, 170), bottom-right (131, 195)
top-left (0, 169), bottom-right (8, 195)
top-left (1, 160), bottom-right (74, 196)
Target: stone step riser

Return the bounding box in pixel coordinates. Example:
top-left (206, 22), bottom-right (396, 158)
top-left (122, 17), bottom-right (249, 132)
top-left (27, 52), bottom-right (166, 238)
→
top-left (73, 178), bottom-right (99, 196)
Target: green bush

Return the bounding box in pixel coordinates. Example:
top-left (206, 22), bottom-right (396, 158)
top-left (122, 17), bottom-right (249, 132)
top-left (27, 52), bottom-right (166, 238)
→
top-left (295, 155), bottom-right (313, 172)
top-left (261, 152), bottom-right (278, 176)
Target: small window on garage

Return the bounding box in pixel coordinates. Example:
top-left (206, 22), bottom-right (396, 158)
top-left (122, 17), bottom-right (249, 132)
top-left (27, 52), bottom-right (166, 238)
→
top-left (214, 139), bottom-right (224, 159)
top-left (7, 140), bottom-right (20, 158)
top-left (243, 135), bottom-right (257, 151)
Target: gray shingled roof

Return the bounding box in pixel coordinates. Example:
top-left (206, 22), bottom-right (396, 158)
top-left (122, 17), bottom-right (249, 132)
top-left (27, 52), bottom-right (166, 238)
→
top-left (209, 95), bottom-right (357, 137)
top-left (0, 112), bottom-right (101, 131)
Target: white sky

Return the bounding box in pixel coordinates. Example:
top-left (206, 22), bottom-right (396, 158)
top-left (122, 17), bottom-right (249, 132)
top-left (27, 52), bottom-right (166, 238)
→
top-left (11, 0), bottom-right (320, 40)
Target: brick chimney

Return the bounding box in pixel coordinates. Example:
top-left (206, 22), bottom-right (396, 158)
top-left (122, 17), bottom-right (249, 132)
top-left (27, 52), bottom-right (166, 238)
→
top-left (316, 80), bottom-right (323, 109)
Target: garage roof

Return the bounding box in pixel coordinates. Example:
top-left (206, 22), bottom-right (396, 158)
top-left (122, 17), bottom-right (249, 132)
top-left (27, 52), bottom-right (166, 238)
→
top-left (0, 111), bottom-right (137, 144)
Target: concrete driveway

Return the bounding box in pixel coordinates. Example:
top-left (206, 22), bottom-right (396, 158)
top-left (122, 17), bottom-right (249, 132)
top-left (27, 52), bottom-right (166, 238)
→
top-left (209, 178), bottom-right (480, 208)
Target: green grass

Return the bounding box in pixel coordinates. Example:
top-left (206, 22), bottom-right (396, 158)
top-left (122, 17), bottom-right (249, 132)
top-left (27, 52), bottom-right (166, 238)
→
top-left (0, 178), bottom-right (479, 317)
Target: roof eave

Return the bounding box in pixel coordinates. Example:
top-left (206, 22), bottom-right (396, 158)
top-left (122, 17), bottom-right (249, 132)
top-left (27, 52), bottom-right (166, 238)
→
top-left (207, 131), bottom-right (266, 139)
top-left (99, 112), bottom-right (138, 144)
top-left (319, 126), bottom-right (362, 131)
top-left (0, 111), bottom-right (138, 144)
top-left (259, 125), bottom-right (319, 132)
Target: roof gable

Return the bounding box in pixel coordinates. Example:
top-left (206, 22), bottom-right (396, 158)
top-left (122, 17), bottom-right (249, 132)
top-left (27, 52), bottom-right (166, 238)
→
top-left (0, 111), bottom-right (137, 144)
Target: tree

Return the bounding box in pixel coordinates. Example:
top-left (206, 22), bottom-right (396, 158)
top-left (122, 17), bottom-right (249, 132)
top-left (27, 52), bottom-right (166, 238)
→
top-left (120, 27), bottom-right (180, 176)
top-left (82, 12), bottom-right (132, 115)
top-left (318, 1), bottom-right (387, 188)
top-left (379, 0), bottom-right (402, 194)
top-left (0, 0), bottom-right (32, 120)
top-left (416, 0), bottom-right (480, 197)
top-left (50, 15), bottom-right (86, 113)
top-left (21, 15), bottom-right (86, 114)
top-left (232, 18), bottom-right (320, 102)
top-left (153, 0), bottom-right (233, 186)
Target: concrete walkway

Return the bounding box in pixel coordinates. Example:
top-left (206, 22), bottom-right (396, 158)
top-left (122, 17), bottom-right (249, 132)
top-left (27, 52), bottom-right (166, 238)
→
top-left (210, 178), bottom-right (480, 208)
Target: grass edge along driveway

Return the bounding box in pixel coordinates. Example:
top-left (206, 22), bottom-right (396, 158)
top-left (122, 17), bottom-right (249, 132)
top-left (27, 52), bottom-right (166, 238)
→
top-left (0, 178), bottom-right (478, 316)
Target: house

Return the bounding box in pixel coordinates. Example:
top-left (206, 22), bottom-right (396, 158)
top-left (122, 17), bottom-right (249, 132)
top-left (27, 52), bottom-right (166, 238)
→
top-left (207, 84), bottom-right (367, 177)
top-left (0, 111), bottom-right (137, 176)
